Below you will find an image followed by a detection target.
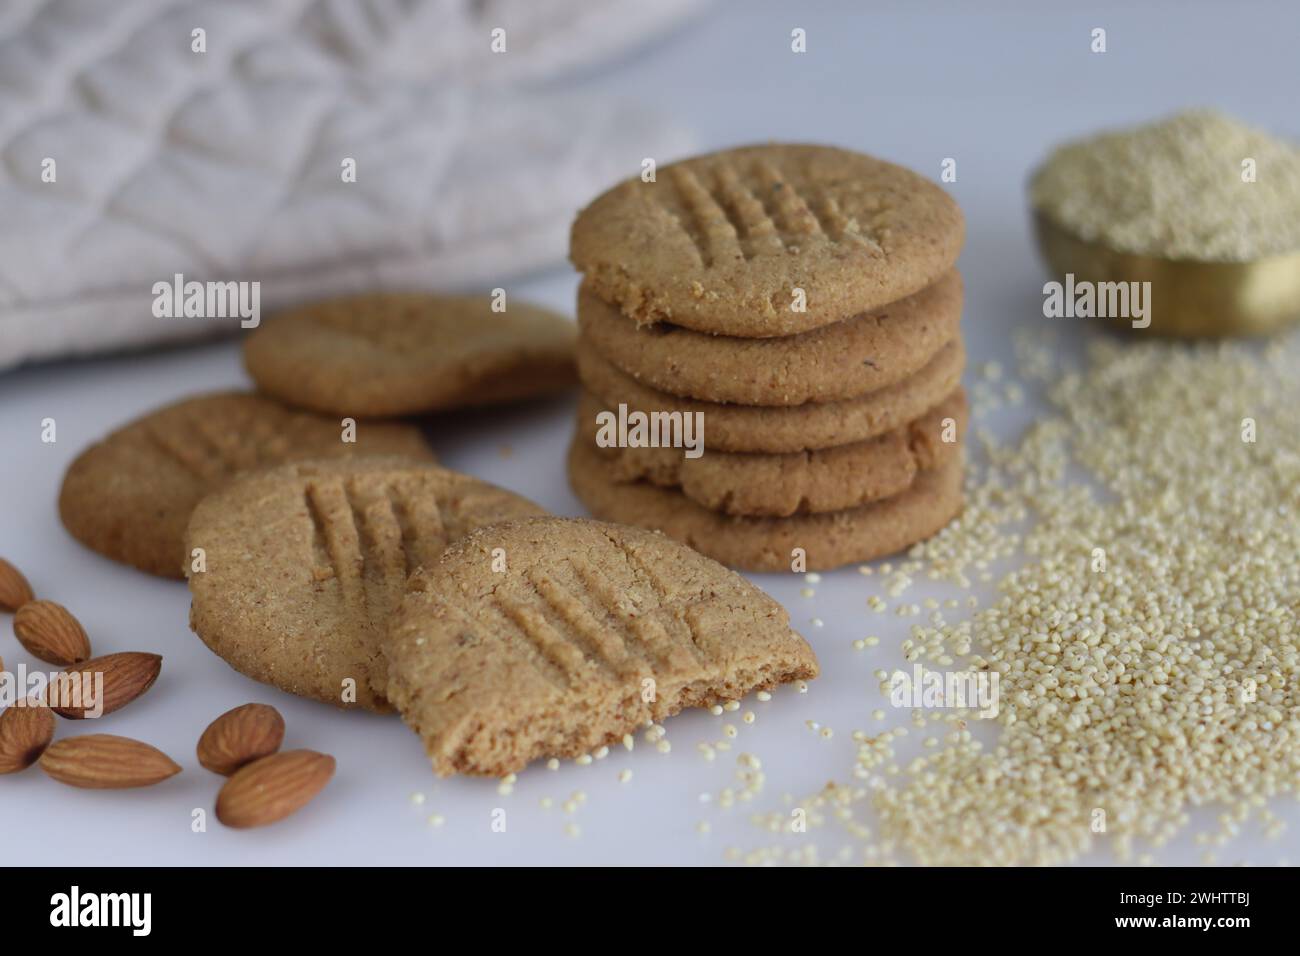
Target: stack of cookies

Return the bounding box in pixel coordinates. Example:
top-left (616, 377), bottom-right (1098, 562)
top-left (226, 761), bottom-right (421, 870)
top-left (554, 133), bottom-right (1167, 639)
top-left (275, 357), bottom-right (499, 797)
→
top-left (567, 144), bottom-right (968, 572)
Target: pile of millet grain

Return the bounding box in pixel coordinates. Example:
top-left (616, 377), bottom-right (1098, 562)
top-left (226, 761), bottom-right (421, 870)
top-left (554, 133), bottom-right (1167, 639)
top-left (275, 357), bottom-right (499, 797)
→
top-left (1030, 109), bottom-right (1300, 261)
top-left (740, 328), bottom-right (1300, 866)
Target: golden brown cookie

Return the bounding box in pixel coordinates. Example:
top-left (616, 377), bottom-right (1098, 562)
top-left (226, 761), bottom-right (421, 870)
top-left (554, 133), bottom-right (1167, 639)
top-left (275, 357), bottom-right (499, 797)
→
top-left (59, 392), bottom-right (434, 579)
top-left (382, 516), bottom-right (819, 776)
top-left (568, 439), bottom-right (964, 572)
top-left (578, 270), bottom-right (962, 405)
top-left (577, 337), bottom-right (965, 453)
top-left (582, 388), bottom-right (967, 516)
top-left (185, 458), bottom-right (544, 712)
top-left (570, 143), bottom-right (964, 337)
top-left (244, 293), bottom-right (576, 417)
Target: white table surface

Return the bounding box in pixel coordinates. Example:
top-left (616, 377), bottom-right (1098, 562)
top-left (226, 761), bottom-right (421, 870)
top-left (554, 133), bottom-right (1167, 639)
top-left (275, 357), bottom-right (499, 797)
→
top-left (3, 0), bottom-right (1297, 866)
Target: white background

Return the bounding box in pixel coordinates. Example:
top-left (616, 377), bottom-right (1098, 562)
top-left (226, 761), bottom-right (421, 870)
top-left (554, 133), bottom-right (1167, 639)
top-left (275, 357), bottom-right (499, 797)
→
top-left (2, 0), bottom-right (1298, 865)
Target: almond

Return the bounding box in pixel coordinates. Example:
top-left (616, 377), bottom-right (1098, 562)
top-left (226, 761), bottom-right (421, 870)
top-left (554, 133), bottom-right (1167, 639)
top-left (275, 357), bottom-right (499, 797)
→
top-left (0, 558), bottom-right (35, 612)
top-left (40, 733), bottom-right (181, 788)
top-left (49, 651), bottom-right (162, 719)
top-left (197, 703), bottom-right (285, 775)
top-left (13, 600), bottom-right (92, 665)
top-left (0, 699), bottom-right (56, 773)
top-left (216, 750), bottom-right (335, 828)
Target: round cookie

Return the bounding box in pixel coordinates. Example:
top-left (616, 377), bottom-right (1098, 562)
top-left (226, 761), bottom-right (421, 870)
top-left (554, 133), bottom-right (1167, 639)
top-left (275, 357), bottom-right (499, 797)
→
top-left (244, 293), bottom-right (576, 417)
top-left (577, 270), bottom-right (962, 405)
top-left (570, 143), bottom-right (964, 337)
top-left (568, 439), bottom-right (964, 572)
top-left (382, 516), bottom-right (819, 776)
top-left (582, 388), bottom-right (968, 516)
top-left (577, 336), bottom-right (966, 453)
top-left (185, 458), bottom-right (544, 712)
top-left (59, 392), bottom-right (434, 579)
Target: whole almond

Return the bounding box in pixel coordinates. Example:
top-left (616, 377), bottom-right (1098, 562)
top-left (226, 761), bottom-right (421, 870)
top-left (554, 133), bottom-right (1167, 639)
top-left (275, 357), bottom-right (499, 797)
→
top-left (40, 734), bottom-right (181, 788)
top-left (49, 651), bottom-right (162, 719)
top-left (13, 600), bottom-right (92, 665)
top-left (0, 699), bottom-right (56, 773)
top-left (197, 703), bottom-right (285, 775)
top-left (0, 558), bottom-right (35, 612)
top-left (216, 750), bottom-right (335, 829)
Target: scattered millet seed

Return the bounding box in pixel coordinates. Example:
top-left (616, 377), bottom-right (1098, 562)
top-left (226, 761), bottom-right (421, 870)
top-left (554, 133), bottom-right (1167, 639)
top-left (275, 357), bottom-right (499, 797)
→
top-left (619, 769), bottom-right (633, 784)
top-left (710, 704), bottom-right (724, 716)
top-left (852, 639), bottom-right (866, 650)
top-left (796, 681), bottom-right (809, 694)
top-left (575, 754), bottom-right (592, 766)
top-left (820, 727), bottom-right (834, 740)
top-left (723, 724), bottom-right (739, 739)
top-left (756, 690), bottom-right (772, 702)
top-left (427, 814), bottom-right (445, 828)
top-left (623, 734), bottom-right (635, 751)
top-left (565, 823), bottom-right (581, 839)
top-left (724, 700), bottom-right (740, 712)
top-left (801, 587), bottom-right (815, 598)
top-left (811, 617), bottom-right (824, 628)
top-left (805, 573), bottom-right (822, 583)
top-left (697, 821), bottom-right (712, 835)
top-left (864, 636), bottom-right (880, 647)
top-left (409, 792), bottom-right (426, 806)
top-left (735, 330), bottom-right (1300, 866)
top-left (742, 711), bottom-right (756, 724)
top-left (656, 740), bottom-right (672, 754)
top-left (594, 746), bottom-right (610, 760)
top-left (546, 758), bottom-right (560, 771)
top-left (539, 797), bottom-right (553, 809)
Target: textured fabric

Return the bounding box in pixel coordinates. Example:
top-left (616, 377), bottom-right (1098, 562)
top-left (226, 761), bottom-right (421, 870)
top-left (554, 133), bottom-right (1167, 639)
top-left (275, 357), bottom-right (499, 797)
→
top-left (0, 0), bottom-right (701, 370)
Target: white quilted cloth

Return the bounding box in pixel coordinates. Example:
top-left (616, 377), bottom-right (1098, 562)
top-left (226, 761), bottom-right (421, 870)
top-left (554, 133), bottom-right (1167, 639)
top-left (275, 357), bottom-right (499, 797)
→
top-left (0, 0), bottom-right (700, 370)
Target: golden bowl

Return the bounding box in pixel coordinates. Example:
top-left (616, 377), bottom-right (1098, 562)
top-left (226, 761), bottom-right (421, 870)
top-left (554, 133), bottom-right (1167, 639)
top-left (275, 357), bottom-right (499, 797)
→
top-left (1031, 210), bottom-right (1300, 338)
